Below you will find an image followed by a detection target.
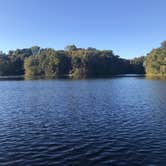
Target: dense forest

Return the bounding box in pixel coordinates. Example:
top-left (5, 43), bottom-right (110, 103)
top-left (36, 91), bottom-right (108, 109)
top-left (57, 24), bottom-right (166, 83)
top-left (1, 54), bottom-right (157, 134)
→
top-left (2, 40), bottom-right (166, 78)
top-left (145, 41), bottom-right (166, 76)
top-left (0, 45), bottom-right (145, 78)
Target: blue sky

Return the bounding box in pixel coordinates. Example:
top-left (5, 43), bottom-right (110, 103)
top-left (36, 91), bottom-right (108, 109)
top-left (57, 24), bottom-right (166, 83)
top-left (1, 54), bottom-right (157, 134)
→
top-left (0, 0), bottom-right (165, 58)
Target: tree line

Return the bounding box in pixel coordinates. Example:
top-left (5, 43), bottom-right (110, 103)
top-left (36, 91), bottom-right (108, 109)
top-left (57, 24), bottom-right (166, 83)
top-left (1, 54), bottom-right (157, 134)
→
top-left (2, 41), bottom-right (166, 78)
top-left (0, 45), bottom-right (145, 78)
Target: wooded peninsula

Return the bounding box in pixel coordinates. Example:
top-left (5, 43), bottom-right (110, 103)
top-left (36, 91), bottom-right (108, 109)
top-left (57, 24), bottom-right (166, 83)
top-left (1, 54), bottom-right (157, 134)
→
top-left (0, 41), bottom-right (165, 79)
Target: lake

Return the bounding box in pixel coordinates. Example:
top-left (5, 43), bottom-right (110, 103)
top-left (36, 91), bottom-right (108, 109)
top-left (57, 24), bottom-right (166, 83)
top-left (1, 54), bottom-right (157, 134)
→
top-left (0, 76), bottom-right (166, 165)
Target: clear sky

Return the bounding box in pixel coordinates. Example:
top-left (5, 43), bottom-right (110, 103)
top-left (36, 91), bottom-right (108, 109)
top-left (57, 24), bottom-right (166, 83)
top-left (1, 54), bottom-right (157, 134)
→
top-left (0, 0), bottom-right (166, 58)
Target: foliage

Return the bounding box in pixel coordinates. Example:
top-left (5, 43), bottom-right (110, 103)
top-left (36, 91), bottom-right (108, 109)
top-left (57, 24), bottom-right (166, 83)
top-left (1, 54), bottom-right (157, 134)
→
top-left (129, 56), bottom-right (145, 74)
top-left (24, 49), bottom-right (71, 77)
top-left (0, 45), bottom-right (145, 78)
top-left (65, 45), bottom-right (78, 51)
top-left (145, 42), bottom-right (166, 75)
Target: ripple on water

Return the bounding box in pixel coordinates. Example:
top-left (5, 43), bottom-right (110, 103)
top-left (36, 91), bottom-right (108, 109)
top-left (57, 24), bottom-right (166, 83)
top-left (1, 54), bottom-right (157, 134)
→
top-left (0, 78), bottom-right (166, 165)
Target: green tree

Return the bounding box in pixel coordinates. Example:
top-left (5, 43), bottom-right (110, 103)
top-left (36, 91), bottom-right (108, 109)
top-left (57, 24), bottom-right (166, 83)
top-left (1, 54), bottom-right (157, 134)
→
top-left (145, 41), bottom-right (166, 75)
top-left (65, 45), bottom-right (77, 51)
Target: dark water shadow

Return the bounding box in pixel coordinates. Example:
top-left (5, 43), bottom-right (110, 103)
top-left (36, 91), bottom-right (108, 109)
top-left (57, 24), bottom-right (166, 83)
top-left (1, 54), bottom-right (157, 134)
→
top-left (0, 75), bottom-right (24, 81)
top-left (0, 74), bottom-right (146, 81)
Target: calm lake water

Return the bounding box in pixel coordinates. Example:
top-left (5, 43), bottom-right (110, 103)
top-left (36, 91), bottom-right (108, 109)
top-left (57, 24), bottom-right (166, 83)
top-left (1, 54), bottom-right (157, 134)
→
top-left (0, 77), bottom-right (166, 165)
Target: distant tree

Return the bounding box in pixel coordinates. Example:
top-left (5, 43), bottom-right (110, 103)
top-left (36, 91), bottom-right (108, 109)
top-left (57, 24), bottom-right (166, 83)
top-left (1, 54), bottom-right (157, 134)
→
top-left (87, 47), bottom-right (97, 51)
top-left (30, 46), bottom-right (40, 55)
top-left (0, 51), bottom-right (4, 55)
top-left (24, 49), bottom-right (71, 78)
top-left (129, 56), bottom-right (145, 74)
top-left (8, 50), bottom-right (14, 56)
top-left (65, 45), bottom-right (77, 51)
top-left (161, 41), bottom-right (166, 49)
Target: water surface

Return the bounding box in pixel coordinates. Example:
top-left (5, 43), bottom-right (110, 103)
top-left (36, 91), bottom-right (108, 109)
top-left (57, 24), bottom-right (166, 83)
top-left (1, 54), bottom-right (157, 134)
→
top-left (0, 77), bottom-right (166, 165)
